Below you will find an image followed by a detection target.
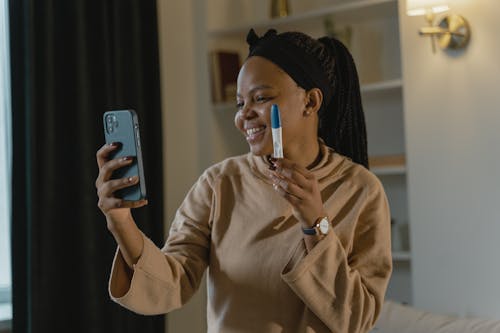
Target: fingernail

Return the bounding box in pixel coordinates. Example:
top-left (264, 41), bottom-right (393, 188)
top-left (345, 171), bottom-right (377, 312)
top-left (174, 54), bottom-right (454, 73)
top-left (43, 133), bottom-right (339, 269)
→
top-left (109, 142), bottom-right (120, 147)
top-left (128, 177), bottom-right (134, 183)
top-left (122, 156), bottom-right (133, 161)
top-left (280, 168), bottom-right (291, 178)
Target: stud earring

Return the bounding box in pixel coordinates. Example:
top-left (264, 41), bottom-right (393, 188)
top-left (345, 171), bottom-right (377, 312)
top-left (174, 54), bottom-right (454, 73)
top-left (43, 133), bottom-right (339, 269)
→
top-left (304, 110), bottom-right (312, 116)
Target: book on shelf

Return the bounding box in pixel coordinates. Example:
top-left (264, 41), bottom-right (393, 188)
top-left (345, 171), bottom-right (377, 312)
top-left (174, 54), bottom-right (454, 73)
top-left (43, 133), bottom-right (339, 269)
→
top-left (210, 50), bottom-right (241, 103)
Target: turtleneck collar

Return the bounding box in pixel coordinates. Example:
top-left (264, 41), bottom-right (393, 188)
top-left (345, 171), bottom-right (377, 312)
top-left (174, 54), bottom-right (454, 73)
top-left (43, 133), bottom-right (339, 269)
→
top-left (247, 140), bottom-right (349, 187)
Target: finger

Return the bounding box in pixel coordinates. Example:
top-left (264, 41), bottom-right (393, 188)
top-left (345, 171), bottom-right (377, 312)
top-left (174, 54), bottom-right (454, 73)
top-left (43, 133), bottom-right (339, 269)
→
top-left (97, 176), bottom-right (139, 198)
top-left (98, 197), bottom-right (124, 212)
top-left (98, 198), bottom-right (148, 213)
top-left (274, 167), bottom-right (309, 189)
top-left (95, 156), bottom-right (134, 188)
top-left (272, 182), bottom-right (302, 206)
top-left (271, 161), bottom-right (311, 190)
top-left (96, 142), bottom-right (121, 169)
top-left (271, 157), bottom-right (305, 171)
top-left (120, 199), bottom-right (149, 209)
top-left (270, 173), bottom-right (306, 199)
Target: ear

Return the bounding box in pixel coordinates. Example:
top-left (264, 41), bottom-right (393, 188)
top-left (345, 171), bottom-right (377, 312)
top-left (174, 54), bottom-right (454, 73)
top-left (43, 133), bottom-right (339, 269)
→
top-left (304, 88), bottom-right (323, 116)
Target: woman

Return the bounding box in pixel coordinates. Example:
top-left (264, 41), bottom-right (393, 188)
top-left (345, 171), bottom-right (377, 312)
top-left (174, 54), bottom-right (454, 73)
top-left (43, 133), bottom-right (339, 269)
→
top-left (95, 29), bottom-right (392, 333)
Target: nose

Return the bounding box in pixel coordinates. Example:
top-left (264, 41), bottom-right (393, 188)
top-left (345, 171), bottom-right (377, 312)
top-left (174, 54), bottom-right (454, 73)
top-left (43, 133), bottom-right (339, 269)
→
top-left (239, 103), bottom-right (257, 120)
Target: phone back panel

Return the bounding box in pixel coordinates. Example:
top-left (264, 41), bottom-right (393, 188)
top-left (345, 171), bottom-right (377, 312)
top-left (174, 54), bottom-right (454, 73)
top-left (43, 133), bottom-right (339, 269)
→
top-left (103, 110), bottom-right (147, 201)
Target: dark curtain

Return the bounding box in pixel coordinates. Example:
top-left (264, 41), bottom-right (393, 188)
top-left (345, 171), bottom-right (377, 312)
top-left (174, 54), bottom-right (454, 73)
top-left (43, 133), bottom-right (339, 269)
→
top-left (10, 0), bottom-right (165, 332)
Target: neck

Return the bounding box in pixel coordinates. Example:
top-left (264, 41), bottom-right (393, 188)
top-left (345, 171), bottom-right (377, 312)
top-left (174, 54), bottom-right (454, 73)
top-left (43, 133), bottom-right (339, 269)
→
top-left (283, 139), bottom-right (321, 169)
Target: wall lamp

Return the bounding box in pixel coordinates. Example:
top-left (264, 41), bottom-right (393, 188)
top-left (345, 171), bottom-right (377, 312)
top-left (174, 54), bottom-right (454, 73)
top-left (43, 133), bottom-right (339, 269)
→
top-left (406, 0), bottom-right (471, 53)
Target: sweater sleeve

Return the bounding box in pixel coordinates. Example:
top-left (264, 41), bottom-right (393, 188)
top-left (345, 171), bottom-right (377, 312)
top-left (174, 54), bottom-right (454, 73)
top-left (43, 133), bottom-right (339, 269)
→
top-left (108, 172), bottom-right (214, 315)
top-left (281, 178), bottom-right (392, 333)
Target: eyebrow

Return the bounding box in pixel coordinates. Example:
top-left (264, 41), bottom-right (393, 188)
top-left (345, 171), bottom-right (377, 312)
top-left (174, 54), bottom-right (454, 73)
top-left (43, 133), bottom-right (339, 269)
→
top-left (236, 84), bottom-right (274, 98)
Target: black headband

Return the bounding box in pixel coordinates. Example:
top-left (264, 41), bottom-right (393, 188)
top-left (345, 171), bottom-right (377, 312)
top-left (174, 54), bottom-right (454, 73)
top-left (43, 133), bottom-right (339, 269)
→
top-left (246, 29), bottom-right (332, 107)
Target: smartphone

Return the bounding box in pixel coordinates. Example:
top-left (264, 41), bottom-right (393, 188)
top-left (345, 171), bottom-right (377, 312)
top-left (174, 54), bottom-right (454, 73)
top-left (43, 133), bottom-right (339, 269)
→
top-left (103, 109), bottom-right (147, 201)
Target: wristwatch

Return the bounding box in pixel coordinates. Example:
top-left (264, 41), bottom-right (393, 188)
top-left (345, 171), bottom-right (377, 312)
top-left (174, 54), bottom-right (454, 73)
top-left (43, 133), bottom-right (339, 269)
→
top-left (302, 216), bottom-right (330, 236)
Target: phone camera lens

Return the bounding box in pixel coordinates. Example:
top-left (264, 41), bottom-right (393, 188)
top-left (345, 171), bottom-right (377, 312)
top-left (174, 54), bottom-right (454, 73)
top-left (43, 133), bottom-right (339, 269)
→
top-left (105, 114), bottom-right (119, 134)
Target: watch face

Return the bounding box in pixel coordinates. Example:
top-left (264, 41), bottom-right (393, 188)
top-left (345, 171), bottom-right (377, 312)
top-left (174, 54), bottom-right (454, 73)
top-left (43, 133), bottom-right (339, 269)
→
top-left (319, 218), bottom-right (329, 234)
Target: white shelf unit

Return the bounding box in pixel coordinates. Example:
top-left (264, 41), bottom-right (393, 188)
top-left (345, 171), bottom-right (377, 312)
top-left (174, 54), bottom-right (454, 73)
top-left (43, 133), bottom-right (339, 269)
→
top-left (207, 0), bottom-right (402, 85)
top-left (208, 0), bottom-right (398, 37)
top-left (392, 251), bottom-right (411, 261)
top-left (205, 0), bottom-right (411, 304)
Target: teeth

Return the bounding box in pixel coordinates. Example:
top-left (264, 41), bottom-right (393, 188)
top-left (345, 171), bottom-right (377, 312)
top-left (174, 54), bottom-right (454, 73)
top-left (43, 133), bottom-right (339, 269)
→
top-left (246, 127), bottom-right (265, 136)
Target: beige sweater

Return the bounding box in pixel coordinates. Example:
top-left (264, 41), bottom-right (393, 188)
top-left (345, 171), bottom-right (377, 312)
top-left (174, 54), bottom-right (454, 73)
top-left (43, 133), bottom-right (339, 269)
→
top-left (109, 143), bottom-right (392, 332)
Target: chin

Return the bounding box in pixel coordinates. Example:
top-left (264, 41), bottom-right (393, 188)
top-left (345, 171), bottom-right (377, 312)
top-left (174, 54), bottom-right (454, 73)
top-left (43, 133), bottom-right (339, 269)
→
top-left (248, 144), bottom-right (272, 156)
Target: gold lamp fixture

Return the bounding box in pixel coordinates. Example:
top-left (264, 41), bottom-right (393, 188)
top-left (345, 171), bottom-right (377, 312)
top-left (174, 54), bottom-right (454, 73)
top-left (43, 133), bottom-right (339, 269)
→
top-left (406, 0), bottom-right (471, 53)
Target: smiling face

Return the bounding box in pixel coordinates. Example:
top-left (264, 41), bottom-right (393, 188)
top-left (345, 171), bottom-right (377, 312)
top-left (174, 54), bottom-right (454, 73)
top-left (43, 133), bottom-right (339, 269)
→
top-left (235, 56), bottom-right (316, 157)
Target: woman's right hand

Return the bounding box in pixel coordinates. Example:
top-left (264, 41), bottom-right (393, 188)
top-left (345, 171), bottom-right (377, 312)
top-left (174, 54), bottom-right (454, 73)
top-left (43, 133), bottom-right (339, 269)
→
top-left (95, 143), bottom-right (148, 223)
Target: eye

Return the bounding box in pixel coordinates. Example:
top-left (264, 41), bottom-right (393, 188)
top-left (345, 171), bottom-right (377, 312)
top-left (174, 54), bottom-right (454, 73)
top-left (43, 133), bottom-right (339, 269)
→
top-left (236, 101), bottom-right (244, 109)
top-left (255, 95), bottom-right (271, 103)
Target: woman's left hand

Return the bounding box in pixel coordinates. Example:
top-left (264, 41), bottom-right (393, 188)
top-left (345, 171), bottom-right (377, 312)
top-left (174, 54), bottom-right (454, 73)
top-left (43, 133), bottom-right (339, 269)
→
top-left (269, 158), bottom-right (327, 228)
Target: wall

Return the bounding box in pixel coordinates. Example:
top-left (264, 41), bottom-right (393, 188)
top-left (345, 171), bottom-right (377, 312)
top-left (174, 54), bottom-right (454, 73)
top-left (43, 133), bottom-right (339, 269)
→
top-left (157, 0), bottom-right (208, 332)
top-left (399, 0), bottom-right (500, 318)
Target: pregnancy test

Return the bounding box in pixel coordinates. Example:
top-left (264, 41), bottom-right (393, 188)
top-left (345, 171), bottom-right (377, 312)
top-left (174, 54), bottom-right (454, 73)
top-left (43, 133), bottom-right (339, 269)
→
top-left (271, 104), bottom-right (283, 159)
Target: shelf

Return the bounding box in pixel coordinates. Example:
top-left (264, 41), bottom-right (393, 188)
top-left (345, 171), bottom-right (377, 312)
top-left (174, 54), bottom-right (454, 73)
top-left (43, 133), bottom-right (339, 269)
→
top-left (372, 165), bottom-right (406, 176)
top-left (392, 251), bottom-right (411, 261)
top-left (369, 155), bottom-right (406, 175)
top-left (360, 79), bottom-right (402, 94)
top-left (208, 0), bottom-right (398, 37)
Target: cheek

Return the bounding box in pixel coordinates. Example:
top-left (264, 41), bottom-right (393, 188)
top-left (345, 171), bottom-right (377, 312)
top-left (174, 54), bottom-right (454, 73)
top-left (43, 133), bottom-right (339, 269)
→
top-left (234, 111), bottom-right (242, 130)
top-left (280, 104), bottom-right (303, 126)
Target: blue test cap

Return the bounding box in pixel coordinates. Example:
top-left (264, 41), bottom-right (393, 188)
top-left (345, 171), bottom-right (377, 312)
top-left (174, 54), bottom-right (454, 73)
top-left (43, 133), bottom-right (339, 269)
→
top-left (271, 104), bottom-right (281, 129)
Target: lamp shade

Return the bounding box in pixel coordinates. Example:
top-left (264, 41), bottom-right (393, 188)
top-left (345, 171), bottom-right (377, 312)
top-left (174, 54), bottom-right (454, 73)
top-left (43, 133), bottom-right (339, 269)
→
top-left (406, 0), bottom-right (449, 16)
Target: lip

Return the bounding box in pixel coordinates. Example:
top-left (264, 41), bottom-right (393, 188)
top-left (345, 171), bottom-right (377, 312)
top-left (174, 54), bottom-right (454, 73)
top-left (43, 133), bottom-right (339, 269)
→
top-left (244, 125), bottom-right (267, 144)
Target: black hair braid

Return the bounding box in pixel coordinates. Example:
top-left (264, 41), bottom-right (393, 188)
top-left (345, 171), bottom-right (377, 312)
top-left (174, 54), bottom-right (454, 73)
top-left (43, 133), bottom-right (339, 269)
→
top-left (279, 32), bottom-right (369, 168)
top-left (317, 37), bottom-right (368, 168)
top-left (318, 37), bottom-right (368, 168)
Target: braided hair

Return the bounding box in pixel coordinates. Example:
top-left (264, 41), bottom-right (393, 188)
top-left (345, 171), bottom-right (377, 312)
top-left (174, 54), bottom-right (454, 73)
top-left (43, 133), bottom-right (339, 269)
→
top-left (247, 30), bottom-right (369, 168)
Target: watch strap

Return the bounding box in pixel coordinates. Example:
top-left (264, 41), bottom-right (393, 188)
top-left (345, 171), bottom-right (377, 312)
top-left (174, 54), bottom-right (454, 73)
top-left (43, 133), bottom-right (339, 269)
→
top-left (301, 226), bottom-right (317, 235)
top-left (302, 216), bottom-right (330, 236)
